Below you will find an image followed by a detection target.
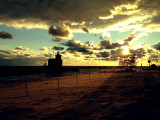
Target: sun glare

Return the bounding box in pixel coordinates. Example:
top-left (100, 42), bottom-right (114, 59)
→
top-left (123, 46), bottom-right (130, 55)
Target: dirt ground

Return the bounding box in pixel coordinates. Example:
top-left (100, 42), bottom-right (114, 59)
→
top-left (0, 72), bottom-right (160, 120)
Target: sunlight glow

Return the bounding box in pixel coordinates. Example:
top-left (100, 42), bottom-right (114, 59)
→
top-left (123, 46), bottom-right (130, 55)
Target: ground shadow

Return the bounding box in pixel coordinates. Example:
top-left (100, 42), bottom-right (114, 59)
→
top-left (41, 72), bottom-right (160, 120)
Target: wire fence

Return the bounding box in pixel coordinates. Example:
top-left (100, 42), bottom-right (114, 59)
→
top-left (0, 66), bottom-right (160, 98)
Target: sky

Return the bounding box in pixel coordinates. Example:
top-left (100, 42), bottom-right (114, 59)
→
top-left (0, 0), bottom-right (160, 66)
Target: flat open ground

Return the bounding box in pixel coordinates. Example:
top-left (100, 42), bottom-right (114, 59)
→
top-left (0, 72), bottom-right (160, 120)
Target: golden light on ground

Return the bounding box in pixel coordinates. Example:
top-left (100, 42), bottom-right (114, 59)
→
top-left (123, 46), bottom-right (130, 55)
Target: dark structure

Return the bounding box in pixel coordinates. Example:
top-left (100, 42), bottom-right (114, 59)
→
top-left (48, 52), bottom-right (63, 74)
top-left (150, 64), bottom-right (156, 70)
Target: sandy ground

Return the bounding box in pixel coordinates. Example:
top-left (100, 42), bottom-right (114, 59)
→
top-left (0, 71), bottom-right (160, 120)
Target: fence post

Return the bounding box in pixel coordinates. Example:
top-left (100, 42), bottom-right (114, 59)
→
top-left (76, 72), bottom-right (78, 84)
top-left (25, 72), bottom-right (28, 96)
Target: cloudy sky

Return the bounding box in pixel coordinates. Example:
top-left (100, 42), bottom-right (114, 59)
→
top-left (0, 0), bottom-right (160, 66)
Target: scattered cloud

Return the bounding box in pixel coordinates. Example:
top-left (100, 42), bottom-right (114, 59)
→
top-left (82, 27), bottom-right (89, 33)
top-left (96, 51), bottom-right (110, 58)
top-left (62, 40), bottom-right (83, 48)
top-left (147, 49), bottom-right (156, 54)
top-left (0, 48), bottom-right (53, 66)
top-left (96, 39), bottom-right (122, 50)
top-left (100, 32), bottom-right (111, 40)
top-left (15, 46), bottom-right (29, 51)
top-left (152, 42), bottom-right (160, 51)
top-left (131, 48), bottom-right (146, 59)
top-left (48, 24), bottom-right (72, 39)
top-left (51, 38), bottom-right (62, 42)
top-left (62, 40), bottom-right (93, 55)
top-left (148, 54), bottom-right (159, 62)
top-left (123, 33), bottom-right (138, 46)
top-left (0, 31), bottom-right (13, 39)
top-left (52, 46), bottom-right (64, 50)
top-left (110, 49), bottom-right (124, 61)
top-left (40, 46), bottom-right (48, 51)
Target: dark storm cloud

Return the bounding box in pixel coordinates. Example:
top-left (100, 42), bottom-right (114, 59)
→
top-left (52, 46), bottom-right (64, 50)
top-left (48, 24), bottom-right (72, 39)
top-left (152, 42), bottom-right (160, 50)
top-left (137, 0), bottom-right (160, 29)
top-left (0, 0), bottom-right (138, 29)
top-left (0, 31), bottom-right (13, 39)
top-left (82, 27), bottom-right (89, 33)
top-left (96, 39), bottom-right (122, 50)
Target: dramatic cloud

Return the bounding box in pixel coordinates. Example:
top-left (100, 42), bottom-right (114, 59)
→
top-left (152, 42), bottom-right (160, 50)
top-left (82, 27), bottom-right (89, 33)
top-left (148, 54), bottom-right (159, 62)
top-left (48, 24), bottom-right (72, 39)
top-left (52, 46), bottom-right (64, 50)
top-left (15, 46), bottom-right (29, 51)
top-left (0, 0), bottom-right (141, 31)
top-left (131, 48), bottom-right (146, 59)
top-left (96, 39), bottom-right (122, 50)
top-left (110, 49), bottom-right (124, 61)
top-left (0, 31), bottom-right (13, 39)
top-left (63, 40), bottom-right (93, 55)
top-left (1, 0), bottom-right (160, 34)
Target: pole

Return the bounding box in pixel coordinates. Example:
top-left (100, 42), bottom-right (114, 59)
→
top-left (25, 72), bottom-right (28, 96)
top-left (76, 72), bottom-right (78, 84)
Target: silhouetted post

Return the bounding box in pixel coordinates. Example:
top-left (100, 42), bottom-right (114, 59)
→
top-left (75, 72), bottom-right (78, 84)
top-left (99, 66), bottom-right (100, 78)
top-left (25, 73), bottom-right (28, 96)
top-left (57, 74), bottom-right (59, 88)
top-left (88, 68), bottom-right (91, 80)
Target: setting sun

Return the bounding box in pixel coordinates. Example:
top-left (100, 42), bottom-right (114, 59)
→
top-left (123, 46), bottom-right (130, 55)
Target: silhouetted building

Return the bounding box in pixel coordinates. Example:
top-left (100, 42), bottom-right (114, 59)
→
top-left (48, 52), bottom-right (63, 74)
